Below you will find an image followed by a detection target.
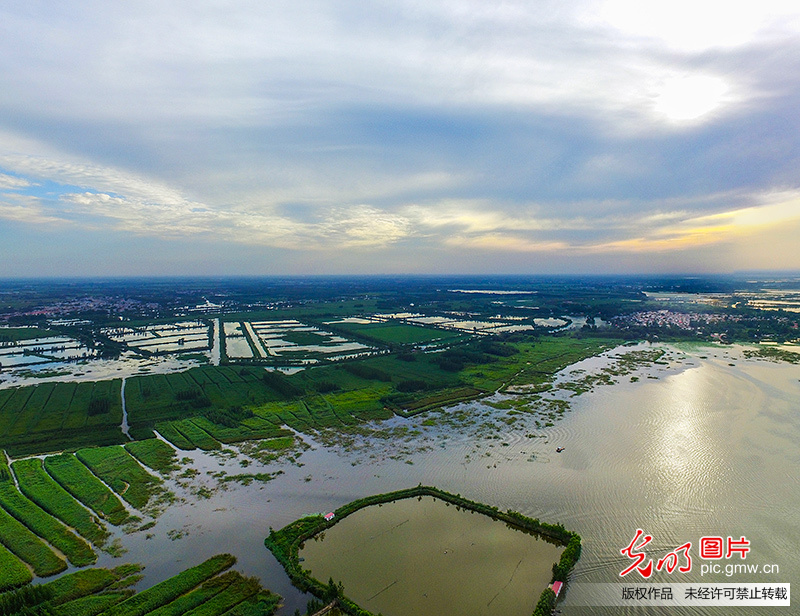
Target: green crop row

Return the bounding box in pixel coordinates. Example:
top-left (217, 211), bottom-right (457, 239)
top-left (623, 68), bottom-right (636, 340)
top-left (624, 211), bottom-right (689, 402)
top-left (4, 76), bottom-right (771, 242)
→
top-left (100, 553), bottom-right (236, 616)
top-left (124, 439), bottom-right (179, 475)
top-left (12, 457), bottom-right (109, 547)
top-left (0, 503), bottom-right (66, 577)
top-left (222, 592), bottom-right (281, 616)
top-left (189, 416), bottom-right (288, 445)
top-left (0, 481), bottom-right (96, 566)
top-left (167, 419), bottom-right (220, 451)
top-left (180, 572), bottom-right (261, 616)
top-left (44, 567), bottom-right (129, 606)
top-left (145, 571), bottom-right (238, 616)
top-left (0, 543), bottom-right (32, 592)
top-left (0, 562), bottom-right (141, 615)
top-left (54, 591), bottom-right (131, 616)
top-left (76, 446), bottom-right (164, 511)
top-left (152, 422), bottom-right (195, 450)
top-left (44, 453), bottom-right (131, 526)
top-left (392, 386), bottom-right (485, 417)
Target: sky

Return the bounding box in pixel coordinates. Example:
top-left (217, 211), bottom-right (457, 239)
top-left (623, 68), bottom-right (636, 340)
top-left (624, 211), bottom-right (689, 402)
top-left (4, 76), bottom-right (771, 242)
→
top-left (1, 1), bottom-right (800, 277)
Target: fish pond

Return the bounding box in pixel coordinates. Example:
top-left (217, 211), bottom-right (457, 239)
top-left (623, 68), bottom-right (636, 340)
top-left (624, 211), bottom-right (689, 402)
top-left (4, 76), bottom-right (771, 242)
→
top-left (299, 495), bottom-right (564, 616)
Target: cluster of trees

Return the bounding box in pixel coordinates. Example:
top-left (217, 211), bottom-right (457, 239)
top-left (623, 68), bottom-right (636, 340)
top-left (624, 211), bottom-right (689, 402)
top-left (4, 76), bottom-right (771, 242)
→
top-left (0, 585), bottom-right (54, 615)
top-left (342, 363), bottom-right (391, 382)
top-left (314, 381), bottom-right (340, 393)
top-left (436, 340), bottom-right (518, 372)
top-left (86, 397), bottom-right (111, 416)
top-left (261, 371), bottom-right (304, 398)
top-left (204, 405), bottom-right (254, 428)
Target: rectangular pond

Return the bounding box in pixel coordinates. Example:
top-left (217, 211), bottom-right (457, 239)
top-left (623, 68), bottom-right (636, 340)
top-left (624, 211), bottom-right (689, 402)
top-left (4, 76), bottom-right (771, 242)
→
top-left (300, 495), bottom-right (563, 616)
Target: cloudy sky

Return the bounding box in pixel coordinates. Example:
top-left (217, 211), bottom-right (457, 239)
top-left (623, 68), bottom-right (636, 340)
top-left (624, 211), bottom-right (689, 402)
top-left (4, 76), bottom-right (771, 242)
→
top-left (2, 1), bottom-right (800, 276)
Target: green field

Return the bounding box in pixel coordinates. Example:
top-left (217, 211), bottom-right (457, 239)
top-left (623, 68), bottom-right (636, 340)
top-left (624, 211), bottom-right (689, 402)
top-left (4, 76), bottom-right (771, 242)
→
top-left (145, 571), bottom-right (239, 616)
top-left (153, 422), bottom-right (195, 450)
top-left (0, 502), bottom-right (66, 577)
top-left (2, 332), bottom-right (623, 460)
top-left (179, 572), bottom-right (263, 615)
top-left (460, 337), bottom-right (619, 391)
top-left (12, 457), bottom-right (110, 547)
top-left (125, 439), bottom-right (179, 474)
top-left (75, 446), bottom-right (165, 511)
top-left (44, 566), bottom-right (135, 606)
top-left (0, 479), bottom-right (96, 567)
top-left (125, 366), bottom-right (289, 437)
top-left (54, 591), bottom-right (130, 616)
top-left (334, 321), bottom-right (462, 345)
top-left (100, 554), bottom-right (236, 616)
top-left (0, 543), bottom-right (32, 591)
top-left (165, 419), bottom-right (221, 450)
top-left (0, 380), bottom-right (124, 456)
top-left (44, 453), bottom-right (131, 525)
top-left (0, 552), bottom-right (279, 616)
top-left (279, 330), bottom-right (332, 346)
top-left (0, 563), bottom-right (141, 614)
top-left (0, 327), bottom-right (53, 342)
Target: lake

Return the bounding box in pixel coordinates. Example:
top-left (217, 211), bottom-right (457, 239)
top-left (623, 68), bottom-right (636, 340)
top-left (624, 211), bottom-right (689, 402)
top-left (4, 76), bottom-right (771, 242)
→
top-left (80, 343), bottom-right (797, 615)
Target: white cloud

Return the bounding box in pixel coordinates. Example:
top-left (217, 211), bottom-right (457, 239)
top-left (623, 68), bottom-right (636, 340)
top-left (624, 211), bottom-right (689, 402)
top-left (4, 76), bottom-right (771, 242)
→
top-left (0, 193), bottom-right (70, 226)
top-left (0, 173), bottom-right (31, 190)
top-left (1, 3), bottom-right (799, 273)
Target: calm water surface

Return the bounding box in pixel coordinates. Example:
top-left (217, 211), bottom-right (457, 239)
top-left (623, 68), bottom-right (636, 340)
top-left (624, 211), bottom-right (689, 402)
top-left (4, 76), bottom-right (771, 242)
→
top-left (84, 344), bottom-right (798, 615)
top-left (301, 495), bottom-right (563, 616)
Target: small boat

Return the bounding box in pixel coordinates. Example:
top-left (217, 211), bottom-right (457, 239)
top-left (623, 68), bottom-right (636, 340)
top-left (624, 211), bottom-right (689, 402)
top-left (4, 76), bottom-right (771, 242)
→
top-left (556, 447), bottom-right (565, 453)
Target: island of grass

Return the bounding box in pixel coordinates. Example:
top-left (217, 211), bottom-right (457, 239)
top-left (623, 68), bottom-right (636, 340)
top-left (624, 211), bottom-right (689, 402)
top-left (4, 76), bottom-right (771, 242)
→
top-left (265, 485), bottom-right (581, 616)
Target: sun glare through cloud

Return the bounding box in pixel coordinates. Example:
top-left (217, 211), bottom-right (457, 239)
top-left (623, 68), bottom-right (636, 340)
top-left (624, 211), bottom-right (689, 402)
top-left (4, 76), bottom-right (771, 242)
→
top-left (0, 2), bottom-right (799, 274)
top-left (652, 75), bottom-right (731, 122)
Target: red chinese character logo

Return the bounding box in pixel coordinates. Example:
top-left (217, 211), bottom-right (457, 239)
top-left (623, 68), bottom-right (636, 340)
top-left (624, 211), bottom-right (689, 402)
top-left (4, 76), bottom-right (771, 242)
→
top-left (700, 536), bottom-right (724, 559)
top-left (620, 529), bottom-right (653, 578)
top-left (656, 542), bottom-right (692, 573)
top-left (726, 536), bottom-right (750, 559)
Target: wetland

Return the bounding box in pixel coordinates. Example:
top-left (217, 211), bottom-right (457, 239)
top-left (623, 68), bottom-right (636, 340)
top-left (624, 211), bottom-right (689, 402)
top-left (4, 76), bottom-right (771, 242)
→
top-left (1, 276), bottom-right (799, 615)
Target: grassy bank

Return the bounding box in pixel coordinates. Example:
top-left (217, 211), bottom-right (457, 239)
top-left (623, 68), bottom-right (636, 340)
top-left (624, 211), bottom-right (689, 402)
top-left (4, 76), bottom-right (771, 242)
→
top-left (75, 445), bottom-right (166, 511)
top-left (12, 457), bottom-right (110, 547)
top-left (100, 553), bottom-right (236, 616)
top-left (0, 554), bottom-right (280, 616)
top-left (44, 452), bottom-right (131, 525)
top-left (0, 479), bottom-right (96, 567)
